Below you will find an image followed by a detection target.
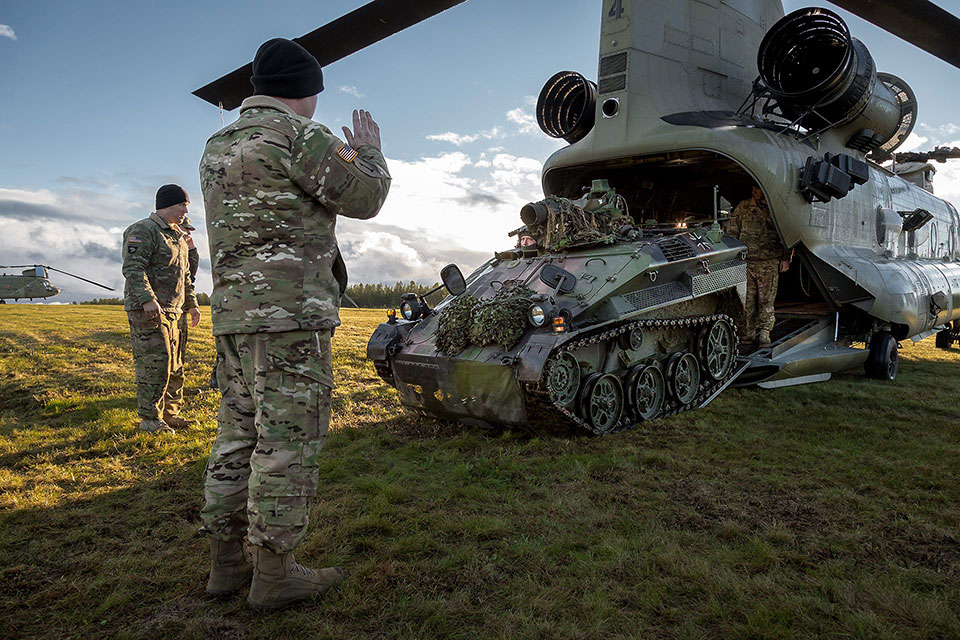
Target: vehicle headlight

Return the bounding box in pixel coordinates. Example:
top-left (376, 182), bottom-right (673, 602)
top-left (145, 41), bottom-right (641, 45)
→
top-left (528, 303), bottom-right (547, 327)
top-left (399, 298), bottom-right (421, 321)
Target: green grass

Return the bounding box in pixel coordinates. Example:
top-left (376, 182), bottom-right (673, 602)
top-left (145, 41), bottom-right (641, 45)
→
top-left (1, 304), bottom-right (958, 639)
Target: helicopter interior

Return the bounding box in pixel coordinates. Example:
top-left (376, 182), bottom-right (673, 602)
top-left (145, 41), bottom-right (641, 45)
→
top-left (546, 150), bottom-right (833, 335)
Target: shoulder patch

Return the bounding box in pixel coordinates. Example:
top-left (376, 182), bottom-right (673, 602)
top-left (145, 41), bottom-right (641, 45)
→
top-left (128, 236), bottom-right (142, 243)
top-left (336, 144), bottom-right (359, 163)
top-left (354, 157), bottom-right (391, 180)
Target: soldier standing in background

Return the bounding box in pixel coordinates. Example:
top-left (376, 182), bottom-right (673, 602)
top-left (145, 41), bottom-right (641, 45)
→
top-left (728, 186), bottom-right (792, 347)
top-left (122, 184), bottom-right (202, 433)
top-left (198, 38), bottom-right (391, 609)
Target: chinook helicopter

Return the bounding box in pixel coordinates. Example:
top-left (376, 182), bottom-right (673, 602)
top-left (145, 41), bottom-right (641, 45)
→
top-left (195, 0), bottom-right (960, 433)
top-left (0, 265), bottom-right (114, 303)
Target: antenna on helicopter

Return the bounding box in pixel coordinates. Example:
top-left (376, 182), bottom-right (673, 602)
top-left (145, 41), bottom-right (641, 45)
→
top-left (0, 265), bottom-right (114, 291)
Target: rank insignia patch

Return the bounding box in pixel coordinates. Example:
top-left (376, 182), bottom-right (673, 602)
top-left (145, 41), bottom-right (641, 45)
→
top-left (337, 144), bottom-right (359, 163)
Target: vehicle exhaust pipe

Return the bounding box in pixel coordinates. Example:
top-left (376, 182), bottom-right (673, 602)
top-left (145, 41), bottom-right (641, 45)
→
top-left (536, 71), bottom-right (597, 145)
top-left (758, 8), bottom-right (910, 152)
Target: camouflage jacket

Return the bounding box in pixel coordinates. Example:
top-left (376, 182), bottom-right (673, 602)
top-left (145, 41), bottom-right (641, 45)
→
top-left (728, 197), bottom-right (788, 262)
top-left (121, 212), bottom-right (198, 313)
top-left (200, 95), bottom-right (391, 336)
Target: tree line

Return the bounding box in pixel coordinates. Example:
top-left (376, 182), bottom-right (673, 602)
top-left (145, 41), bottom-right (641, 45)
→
top-left (79, 284), bottom-right (445, 309)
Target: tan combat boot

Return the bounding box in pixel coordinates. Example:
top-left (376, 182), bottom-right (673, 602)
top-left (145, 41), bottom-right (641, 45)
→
top-left (164, 415), bottom-right (198, 429)
top-left (758, 330), bottom-right (772, 347)
top-left (139, 418), bottom-right (173, 433)
top-left (247, 547), bottom-right (344, 609)
top-left (206, 539), bottom-right (254, 598)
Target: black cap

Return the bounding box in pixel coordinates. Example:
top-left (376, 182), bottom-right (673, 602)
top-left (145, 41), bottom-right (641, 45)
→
top-left (156, 184), bottom-right (189, 210)
top-left (251, 38), bottom-right (324, 98)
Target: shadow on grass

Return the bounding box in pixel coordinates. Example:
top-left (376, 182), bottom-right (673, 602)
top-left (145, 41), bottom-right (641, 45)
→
top-left (0, 460), bottom-right (254, 640)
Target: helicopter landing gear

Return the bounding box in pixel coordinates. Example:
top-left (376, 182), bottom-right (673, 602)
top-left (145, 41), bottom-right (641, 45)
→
top-left (936, 329), bottom-right (952, 349)
top-left (865, 332), bottom-right (898, 380)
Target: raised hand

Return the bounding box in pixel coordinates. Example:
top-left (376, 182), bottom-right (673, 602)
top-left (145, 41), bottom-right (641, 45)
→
top-left (342, 109), bottom-right (382, 151)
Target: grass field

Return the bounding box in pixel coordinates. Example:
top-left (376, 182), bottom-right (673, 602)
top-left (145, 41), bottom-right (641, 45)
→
top-left (1, 304), bottom-right (958, 639)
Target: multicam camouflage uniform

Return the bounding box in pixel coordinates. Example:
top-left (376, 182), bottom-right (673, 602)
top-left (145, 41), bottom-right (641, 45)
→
top-left (122, 213), bottom-right (198, 420)
top-left (728, 196), bottom-right (787, 340)
top-left (198, 95), bottom-right (390, 553)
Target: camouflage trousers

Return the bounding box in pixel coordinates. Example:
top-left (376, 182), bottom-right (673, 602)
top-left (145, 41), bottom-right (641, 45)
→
top-left (742, 259), bottom-right (780, 340)
top-left (200, 330), bottom-right (334, 554)
top-left (127, 310), bottom-right (183, 420)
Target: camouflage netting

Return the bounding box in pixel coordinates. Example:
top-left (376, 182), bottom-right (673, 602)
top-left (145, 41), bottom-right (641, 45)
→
top-left (469, 284), bottom-right (536, 351)
top-left (435, 294), bottom-right (479, 355)
top-left (528, 197), bottom-right (632, 251)
top-left (435, 284), bottom-right (536, 355)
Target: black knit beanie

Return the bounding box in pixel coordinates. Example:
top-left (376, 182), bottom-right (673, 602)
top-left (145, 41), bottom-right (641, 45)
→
top-left (251, 38), bottom-right (324, 98)
top-left (156, 184), bottom-right (189, 210)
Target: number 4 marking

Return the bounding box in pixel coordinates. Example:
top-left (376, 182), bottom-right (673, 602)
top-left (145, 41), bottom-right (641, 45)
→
top-left (609, 0), bottom-right (624, 19)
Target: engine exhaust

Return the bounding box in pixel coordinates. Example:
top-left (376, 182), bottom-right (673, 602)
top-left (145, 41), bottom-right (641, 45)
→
top-left (536, 71), bottom-right (598, 145)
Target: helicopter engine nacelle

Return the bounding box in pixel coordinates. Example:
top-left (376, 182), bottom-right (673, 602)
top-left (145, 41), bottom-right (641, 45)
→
top-left (536, 71), bottom-right (597, 145)
top-left (757, 8), bottom-right (916, 154)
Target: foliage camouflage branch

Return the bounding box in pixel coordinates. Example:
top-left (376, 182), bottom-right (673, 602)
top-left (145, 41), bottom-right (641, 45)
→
top-left (435, 294), bottom-right (480, 355)
top-left (528, 197), bottom-right (632, 251)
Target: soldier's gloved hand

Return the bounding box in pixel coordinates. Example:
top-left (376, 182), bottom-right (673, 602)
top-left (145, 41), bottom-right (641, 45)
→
top-left (342, 109), bottom-right (382, 151)
top-left (187, 307), bottom-right (202, 328)
top-left (142, 299), bottom-right (161, 320)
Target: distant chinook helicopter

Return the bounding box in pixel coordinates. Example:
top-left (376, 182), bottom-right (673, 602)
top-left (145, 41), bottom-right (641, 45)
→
top-left (195, 0), bottom-right (960, 432)
top-left (0, 265), bottom-right (114, 303)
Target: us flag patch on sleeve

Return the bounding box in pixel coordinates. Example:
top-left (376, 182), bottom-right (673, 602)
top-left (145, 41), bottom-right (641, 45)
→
top-left (337, 144), bottom-right (359, 163)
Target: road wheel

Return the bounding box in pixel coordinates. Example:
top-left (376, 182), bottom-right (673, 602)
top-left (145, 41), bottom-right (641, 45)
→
top-left (579, 373), bottom-right (624, 434)
top-left (865, 332), bottom-right (898, 380)
top-left (627, 364), bottom-right (665, 421)
top-left (548, 352), bottom-right (581, 407)
top-left (698, 317), bottom-right (738, 381)
top-left (667, 352), bottom-right (701, 405)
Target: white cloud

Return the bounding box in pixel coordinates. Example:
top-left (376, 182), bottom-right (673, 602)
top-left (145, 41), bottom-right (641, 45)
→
top-left (426, 132), bottom-right (480, 146)
top-left (506, 107), bottom-right (537, 135)
top-left (0, 25), bottom-right (16, 41)
top-left (426, 127), bottom-right (502, 147)
top-left (0, 185), bottom-right (213, 302)
top-left (338, 85), bottom-right (365, 99)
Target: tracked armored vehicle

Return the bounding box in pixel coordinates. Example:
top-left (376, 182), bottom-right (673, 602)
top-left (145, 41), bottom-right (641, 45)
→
top-left (367, 180), bottom-right (748, 434)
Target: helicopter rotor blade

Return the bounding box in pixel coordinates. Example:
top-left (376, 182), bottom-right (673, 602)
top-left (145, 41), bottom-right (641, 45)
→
top-left (193, 0), bottom-right (469, 110)
top-left (43, 266), bottom-right (115, 291)
top-left (829, 0), bottom-right (960, 70)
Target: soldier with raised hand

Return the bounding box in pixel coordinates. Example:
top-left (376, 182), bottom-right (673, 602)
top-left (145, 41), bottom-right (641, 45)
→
top-left (198, 38), bottom-right (390, 609)
top-left (122, 184), bottom-right (202, 433)
top-left (728, 186), bottom-right (792, 347)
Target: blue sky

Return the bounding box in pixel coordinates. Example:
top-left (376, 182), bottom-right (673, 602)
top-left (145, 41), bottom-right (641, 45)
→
top-left (1, 0), bottom-right (959, 301)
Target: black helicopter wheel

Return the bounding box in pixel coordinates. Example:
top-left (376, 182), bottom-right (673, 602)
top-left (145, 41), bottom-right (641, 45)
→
top-left (865, 332), bottom-right (898, 381)
top-left (548, 352), bottom-right (581, 407)
top-left (666, 352), bottom-right (701, 406)
top-left (698, 318), bottom-right (737, 381)
top-left (935, 328), bottom-right (952, 350)
top-left (579, 372), bottom-right (624, 434)
top-left (627, 364), bottom-right (665, 421)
